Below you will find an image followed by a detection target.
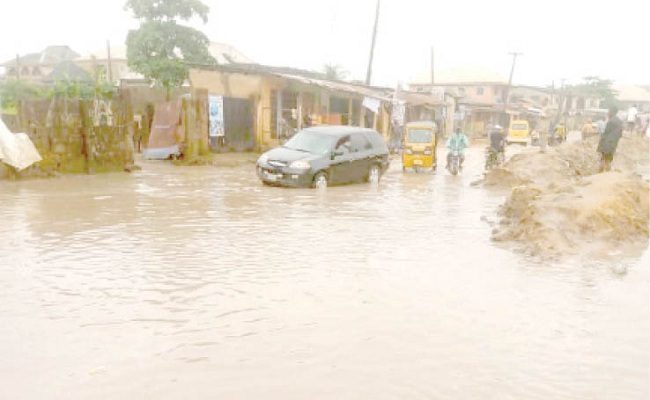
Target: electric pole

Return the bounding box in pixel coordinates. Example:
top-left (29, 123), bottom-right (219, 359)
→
top-left (502, 52), bottom-right (522, 125)
top-left (106, 40), bottom-right (114, 83)
top-left (365, 0), bottom-right (381, 85)
top-left (430, 46), bottom-right (435, 84)
top-left (16, 54), bottom-right (21, 80)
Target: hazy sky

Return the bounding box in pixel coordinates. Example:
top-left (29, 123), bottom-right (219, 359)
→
top-left (1, 0), bottom-right (648, 87)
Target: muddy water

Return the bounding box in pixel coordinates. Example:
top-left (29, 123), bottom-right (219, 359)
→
top-left (1, 148), bottom-right (648, 400)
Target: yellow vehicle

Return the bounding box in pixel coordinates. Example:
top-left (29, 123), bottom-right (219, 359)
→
top-left (402, 121), bottom-right (437, 172)
top-left (506, 120), bottom-right (531, 145)
top-left (554, 123), bottom-right (567, 143)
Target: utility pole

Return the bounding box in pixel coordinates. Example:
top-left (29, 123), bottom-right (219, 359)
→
top-left (430, 46), bottom-right (435, 84)
top-left (502, 51), bottom-right (522, 125)
top-left (106, 40), bottom-right (114, 83)
top-left (365, 0), bottom-right (381, 85)
top-left (16, 54), bottom-right (21, 80)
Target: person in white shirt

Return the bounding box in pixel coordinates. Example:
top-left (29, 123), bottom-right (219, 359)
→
top-left (626, 104), bottom-right (638, 133)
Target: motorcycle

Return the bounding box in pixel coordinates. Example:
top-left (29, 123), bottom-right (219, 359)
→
top-left (484, 147), bottom-right (505, 171)
top-left (448, 150), bottom-right (461, 176)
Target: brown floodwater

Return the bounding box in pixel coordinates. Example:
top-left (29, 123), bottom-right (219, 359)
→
top-left (1, 148), bottom-right (648, 399)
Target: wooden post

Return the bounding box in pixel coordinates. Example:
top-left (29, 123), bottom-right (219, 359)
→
top-left (194, 88), bottom-right (209, 155)
top-left (372, 106), bottom-right (378, 131)
top-left (276, 89), bottom-right (282, 139)
top-left (297, 91), bottom-right (303, 130)
top-left (348, 98), bottom-right (353, 126)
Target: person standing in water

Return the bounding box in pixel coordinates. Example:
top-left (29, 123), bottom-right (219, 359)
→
top-left (597, 106), bottom-right (624, 172)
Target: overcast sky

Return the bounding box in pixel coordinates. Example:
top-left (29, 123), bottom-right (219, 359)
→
top-left (1, 0), bottom-right (648, 87)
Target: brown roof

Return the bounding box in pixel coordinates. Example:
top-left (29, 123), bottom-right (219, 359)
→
top-left (189, 63), bottom-right (445, 106)
top-left (3, 46), bottom-right (79, 67)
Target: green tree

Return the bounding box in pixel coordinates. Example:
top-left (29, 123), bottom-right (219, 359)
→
top-left (0, 80), bottom-right (43, 113)
top-left (573, 76), bottom-right (619, 108)
top-left (124, 0), bottom-right (215, 97)
top-left (323, 64), bottom-right (348, 80)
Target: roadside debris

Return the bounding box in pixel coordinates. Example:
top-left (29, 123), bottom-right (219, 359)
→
top-left (0, 119), bottom-right (42, 171)
top-left (484, 135), bottom-right (650, 258)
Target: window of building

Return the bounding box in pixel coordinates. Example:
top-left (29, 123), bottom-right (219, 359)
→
top-left (476, 87), bottom-right (484, 95)
top-left (458, 87), bottom-right (466, 95)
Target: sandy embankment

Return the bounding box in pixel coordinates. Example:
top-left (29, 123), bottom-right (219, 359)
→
top-left (483, 135), bottom-right (650, 258)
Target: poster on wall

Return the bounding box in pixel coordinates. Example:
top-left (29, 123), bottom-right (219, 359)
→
top-left (209, 95), bottom-right (225, 137)
top-left (362, 97), bottom-right (380, 114)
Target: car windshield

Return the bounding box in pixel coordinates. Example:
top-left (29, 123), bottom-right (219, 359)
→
top-left (511, 123), bottom-right (528, 130)
top-left (407, 129), bottom-right (433, 143)
top-left (283, 131), bottom-right (337, 155)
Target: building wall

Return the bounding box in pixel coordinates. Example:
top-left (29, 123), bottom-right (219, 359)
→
top-left (75, 59), bottom-right (131, 82)
top-left (411, 83), bottom-right (508, 105)
top-left (4, 65), bottom-right (56, 83)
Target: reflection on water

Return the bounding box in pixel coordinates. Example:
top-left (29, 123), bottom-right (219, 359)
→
top-left (0, 150), bottom-right (648, 400)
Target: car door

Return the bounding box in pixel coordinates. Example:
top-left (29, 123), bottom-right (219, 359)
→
top-left (329, 135), bottom-right (356, 184)
top-left (349, 132), bottom-right (373, 181)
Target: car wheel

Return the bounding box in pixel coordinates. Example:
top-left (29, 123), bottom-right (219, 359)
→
top-left (313, 172), bottom-right (328, 189)
top-left (368, 164), bottom-right (381, 184)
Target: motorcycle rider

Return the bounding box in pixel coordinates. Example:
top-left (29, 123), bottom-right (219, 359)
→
top-left (446, 127), bottom-right (469, 170)
top-left (489, 125), bottom-right (505, 154)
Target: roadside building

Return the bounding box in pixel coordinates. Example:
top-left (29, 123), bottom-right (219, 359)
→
top-left (410, 68), bottom-right (514, 136)
top-left (614, 85), bottom-right (650, 113)
top-left (1, 45), bottom-right (80, 83)
top-left (189, 63), bottom-right (446, 151)
top-left (75, 46), bottom-right (132, 84)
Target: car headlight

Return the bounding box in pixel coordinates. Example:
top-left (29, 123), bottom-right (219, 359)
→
top-left (258, 154), bottom-right (268, 164)
top-left (289, 160), bottom-right (310, 170)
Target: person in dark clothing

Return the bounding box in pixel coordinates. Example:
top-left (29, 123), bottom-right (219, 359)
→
top-left (489, 125), bottom-right (505, 153)
top-left (597, 106), bottom-right (624, 172)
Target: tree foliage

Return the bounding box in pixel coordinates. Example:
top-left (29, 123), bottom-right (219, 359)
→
top-left (0, 80), bottom-right (42, 111)
top-left (323, 64), bottom-right (348, 81)
top-left (572, 76), bottom-right (619, 108)
top-left (0, 77), bottom-right (115, 113)
top-left (125, 0), bottom-right (215, 93)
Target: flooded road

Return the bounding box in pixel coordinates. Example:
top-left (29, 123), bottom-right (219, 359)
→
top-left (1, 148), bottom-right (648, 399)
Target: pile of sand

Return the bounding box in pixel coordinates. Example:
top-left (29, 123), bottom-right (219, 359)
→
top-left (485, 135), bottom-right (650, 258)
top-left (483, 135), bottom-right (650, 189)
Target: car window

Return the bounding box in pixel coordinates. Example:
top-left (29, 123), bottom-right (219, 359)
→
top-left (350, 133), bottom-right (372, 152)
top-left (407, 129), bottom-right (433, 143)
top-left (283, 131), bottom-right (338, 155)
top-left (364, 131), bottom-right (389, 153)
top-left (335, 135), bottom-right (352, 154)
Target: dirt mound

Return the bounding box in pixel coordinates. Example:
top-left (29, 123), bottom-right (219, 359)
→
top-left (483, 135), bottom-right (650, 189)
top-left (492, 172), bottom-right (649, 258)
top-left (486, 135), bottom-right (650, 258)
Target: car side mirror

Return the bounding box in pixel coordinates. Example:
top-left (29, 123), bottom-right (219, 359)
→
top-left (331, 150), bottom-right (344, 160)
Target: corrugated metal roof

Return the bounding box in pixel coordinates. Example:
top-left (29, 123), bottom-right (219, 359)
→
top-left (189, 63), bottom-right (446, 106)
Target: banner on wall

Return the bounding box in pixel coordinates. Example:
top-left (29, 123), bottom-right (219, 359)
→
top-left (362, 97), bottom-right (381, 114)
top-left (209, 95), bottom-right (225, 137)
